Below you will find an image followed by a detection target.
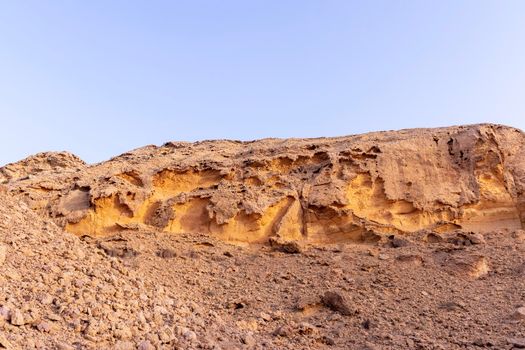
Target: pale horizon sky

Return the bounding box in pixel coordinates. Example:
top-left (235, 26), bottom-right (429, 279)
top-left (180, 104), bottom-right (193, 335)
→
top-left (1, 1), bottom-right (524, 165)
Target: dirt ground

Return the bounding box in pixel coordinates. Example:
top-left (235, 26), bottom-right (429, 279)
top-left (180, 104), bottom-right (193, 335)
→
top-left (85, 228), bottom-right (525, 349)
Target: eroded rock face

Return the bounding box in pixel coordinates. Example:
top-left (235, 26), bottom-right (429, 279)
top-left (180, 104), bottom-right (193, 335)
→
top-left (0, 151), bottom-right (86, 184)
top-left (2, 124), bottom-right (524, 243)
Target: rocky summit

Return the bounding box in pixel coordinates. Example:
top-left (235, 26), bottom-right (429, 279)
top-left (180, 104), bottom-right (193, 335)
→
top-left (1, 123), bottom-right (525, 349)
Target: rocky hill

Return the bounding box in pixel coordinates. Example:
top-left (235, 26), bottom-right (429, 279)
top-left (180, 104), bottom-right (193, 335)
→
top-left (1, 123), bottom-right (525, 349)
top-left (3, 123), bottom-right (525, 243)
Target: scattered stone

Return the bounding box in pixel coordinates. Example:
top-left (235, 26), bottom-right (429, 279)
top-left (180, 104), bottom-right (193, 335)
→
top-left (114, 326), bottom-right (133, 340)
top-left (507, 337), bottom-right (525, 348)
top-left (98, 239), bottom-right (137, 258)
top-left (159, 326), bottom-right (175, 343)
top-left (472, 337), bottom-right (494, 347)
top-left (0, 307), bottom-right (10, 320)
top-left (40, 293), bottom-right (54, 305)
top-left (157, 248), bottom-right (177, 259)
top-left (511, 306), bottom-right (525, 320)
top-left (9, 309), bottom-right (24, 326)
top-left (361, 231), bottom-right (384, 243)
top-left (468, 232), bottom-right (486, 245)
top-left (378, 254), bottom-right (390, 261)
top-left (137, 340), bottom-right (156, 350)
top-left (183, 329), bottom-right (197, 342)
top-left (4, 269), bottom-right (21, 281)
top-left (114, 340), bottom-right (135, 350)
top-left (269, 237), bottom-right (302, 254)
top-left (395, 254), bottom-right (423, 266)
top-left (47, 313), bottom-right (62, 321)
top-left (237, 319), bottom-right (258, 332)
top-left (362, 341), bottom-right (380, 350)
top-left (320, 335), bottom-right (336, 346)
top-left (438, 301), bottom-right (465, 311)
top-left (0, 334), bottom-right (11, 349)
top-left (405, 338), bottom-right (416, 347)
top-left (226, 301), bottom-right (247, 310)
top-left (514, 230), bottom-right (525, 242)
top-left (443, 254), bottom-right (489, 279)
top-left (36, 321), bottom-right (52, 333)
top-left (295, 295), bottom-right (320, 312)
top-left (424, 232), bottom-right (443, 243)
top-left (389, 236), bottom-right (411, 248)
top-left (298, 322), bottom-right (317, 335)
top-left (449, 232), bottom-right (486, 246)
top-left (242, 332), bottom-right (256, 346)
top-left (55, 342), bottom-right (75, 350)
top-left (321, 291), bottom-right (353, 316)
top-left (273, 325), bottom-right (293, 337)
top-left (367, 248), bottom-right (379, 257)
top-left (272, 311), bottom-right (284, 320)
top-left (260, 312), bottom-right (272, 322)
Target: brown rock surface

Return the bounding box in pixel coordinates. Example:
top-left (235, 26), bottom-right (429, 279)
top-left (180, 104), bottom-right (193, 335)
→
top-left (3, 123), bottom-right (525, 244)
top-left (0, 123), bottom-right (524, 349)
top-left (0, 151), bottom-right (86, 184)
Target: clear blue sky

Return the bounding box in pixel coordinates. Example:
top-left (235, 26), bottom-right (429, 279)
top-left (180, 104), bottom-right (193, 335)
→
top-left (1, 1), bottom-right (524, 165)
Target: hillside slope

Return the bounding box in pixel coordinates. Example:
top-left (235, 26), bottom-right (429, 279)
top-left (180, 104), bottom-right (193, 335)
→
top-left (3, 124), bottom-right (524, 244)
top-left (1, 124), bottom-right (525, 349)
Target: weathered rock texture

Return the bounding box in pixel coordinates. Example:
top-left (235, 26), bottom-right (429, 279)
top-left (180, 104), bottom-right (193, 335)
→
top-left (2, 124), bottom-right (525, 349)
top-left (2, 124), bottom-right (524, 244)
top-left (0, 151), bottom-right (86, 184)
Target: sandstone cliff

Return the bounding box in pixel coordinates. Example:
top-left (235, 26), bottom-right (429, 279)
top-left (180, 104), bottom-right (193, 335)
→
top-left (2, 123), bottom-right (525, 349)
top-left (2, 124), bottom-right (524, 244)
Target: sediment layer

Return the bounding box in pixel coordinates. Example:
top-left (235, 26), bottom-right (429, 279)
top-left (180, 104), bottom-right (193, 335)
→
top-left (2, 124), bottom-right (524, 243)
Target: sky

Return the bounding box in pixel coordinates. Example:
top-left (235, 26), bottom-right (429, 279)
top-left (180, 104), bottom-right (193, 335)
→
top-left (0, 1), bottom-right (524, 165)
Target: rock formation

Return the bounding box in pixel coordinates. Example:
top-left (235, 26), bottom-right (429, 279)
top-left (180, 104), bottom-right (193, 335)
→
top-left (1, 123), bottom-right (525, 349)
top-left (3, 124), bottom-right (524, 244)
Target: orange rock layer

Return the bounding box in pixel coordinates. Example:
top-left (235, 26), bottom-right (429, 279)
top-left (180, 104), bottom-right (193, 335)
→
top-left (3, 124), bottom-right (524, 244)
